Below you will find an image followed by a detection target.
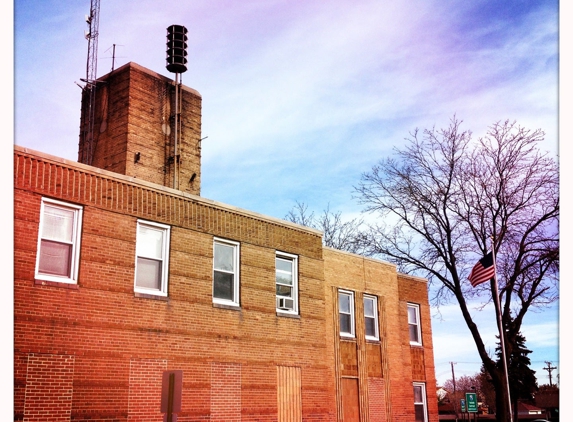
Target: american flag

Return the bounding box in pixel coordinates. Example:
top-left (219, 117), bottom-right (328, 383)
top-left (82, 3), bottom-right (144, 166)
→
top-left (468, 252), bottom-right (495, 287)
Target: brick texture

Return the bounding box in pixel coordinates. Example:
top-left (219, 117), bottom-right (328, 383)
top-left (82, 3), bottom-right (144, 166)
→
top-left (367, 378), bottom-right (386, 422)
top-left (79, 62), bottom-right (203, 196)
top-left (14, 143), bottom-right (438, 422)
top-left (127, 359), bottom-right (166, 422)
top-left (211, 362), bottom-right (242, 422)
top-left (23, 354), bottom-right (75, 422)
top-left (14, 146), bottom-right (334, 422)
top-left (323, 248), bottom-right (439, 422)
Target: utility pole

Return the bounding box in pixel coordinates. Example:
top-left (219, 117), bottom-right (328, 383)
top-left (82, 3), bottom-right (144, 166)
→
top-left (451, 362), bottom-right (459, 422)
top-left (543, 361), bottom-right (557, 387)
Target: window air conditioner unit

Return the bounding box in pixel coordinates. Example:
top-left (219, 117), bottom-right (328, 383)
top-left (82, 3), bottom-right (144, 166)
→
top-left (277, 297), bottom-right (294, 311)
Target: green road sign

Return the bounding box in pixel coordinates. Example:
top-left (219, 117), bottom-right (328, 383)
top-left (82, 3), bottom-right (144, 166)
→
top-left (460, 399), bottom-right (466, 412)
top-left (465, 392), bottom-right (478, 413)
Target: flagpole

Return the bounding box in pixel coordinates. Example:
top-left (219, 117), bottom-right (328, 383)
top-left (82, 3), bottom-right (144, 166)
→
top-left (491, 240), bottom-right (513, 422)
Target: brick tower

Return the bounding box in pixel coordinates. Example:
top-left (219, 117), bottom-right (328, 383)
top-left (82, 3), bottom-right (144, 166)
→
top-left (78, 62), bottom-right (202, 195)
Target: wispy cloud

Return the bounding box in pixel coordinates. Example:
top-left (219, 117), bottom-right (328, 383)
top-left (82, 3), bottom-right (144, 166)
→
top-left (13, 0), bottom-right (559, 387)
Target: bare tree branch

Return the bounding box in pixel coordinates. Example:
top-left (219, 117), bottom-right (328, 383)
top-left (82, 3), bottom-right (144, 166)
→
top-left (284, 201), bottom-right (366, 254)
top-left (354, 116), bottom-right (559, 422)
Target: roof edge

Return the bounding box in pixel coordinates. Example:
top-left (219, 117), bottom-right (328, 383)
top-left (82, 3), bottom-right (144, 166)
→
top-left (323, 246), bottom-right (428, 283)
top-left (14, 144), bottom-right (322, 237)
top-left (98, 61), bottom-right (202, 98)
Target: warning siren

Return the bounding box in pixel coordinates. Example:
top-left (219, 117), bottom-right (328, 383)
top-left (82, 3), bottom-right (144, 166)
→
top-left (166, 25), bottom-right (188, 73)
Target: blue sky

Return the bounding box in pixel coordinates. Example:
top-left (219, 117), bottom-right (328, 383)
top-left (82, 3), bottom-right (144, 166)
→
top-left (9, 0), bottom-right (566, 395)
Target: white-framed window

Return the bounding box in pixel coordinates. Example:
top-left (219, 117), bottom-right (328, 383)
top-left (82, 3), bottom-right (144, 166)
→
top-left (134, 220), bottom-right (170, 296)
top-left (338, 290), bottom-right (355, 338)
top-left (275, 251), bottom-right (298, 314)
top-left (408, 303), bottom-right (422, 345)
top-left (413, 382), bottom-right (428, 422)
top-left (213, 238), bottom-right (240, 306)
top-left (35, 198), bottom-right (83, 284)
top-left (364, 294), bottom-right (379, 340)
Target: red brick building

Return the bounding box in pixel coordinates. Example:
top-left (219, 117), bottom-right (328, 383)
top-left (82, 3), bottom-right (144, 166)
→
top-left (13, 62), bottom-right (438, 421)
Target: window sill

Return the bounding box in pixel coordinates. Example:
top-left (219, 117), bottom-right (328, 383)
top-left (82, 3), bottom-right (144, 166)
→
top-left (213, 302), bottom-right (241, 311)
top-left (276, 311), bottom-right (300, 319)
top-left (134, 292), bottom-right (168, 301)
top-left (34, 279), bottom-right (79, 290)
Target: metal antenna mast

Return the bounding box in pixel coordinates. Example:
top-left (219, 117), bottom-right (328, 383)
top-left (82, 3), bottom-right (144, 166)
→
top-left (80, 0), bottom-right (101, 165)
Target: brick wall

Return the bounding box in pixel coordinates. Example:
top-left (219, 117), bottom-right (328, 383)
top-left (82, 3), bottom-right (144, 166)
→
top-left (398, 274), bottom-right (439, 422)
top-left (23, 354), bottom-right (75, 422)
top-left (211, 362), bottom-right (242, 422)
top-left (14, 146), bottom-right (437, 421)
top-left (79, 62), bottom-right (203, 195)
top-left (127, 359), bottom-right (167, 422)
top-left (14, 146), bottom-right (335, 421)
top-left (367, 378), bottom-right (386, 422)
top-left (323, 248), bottom-right (438, 422)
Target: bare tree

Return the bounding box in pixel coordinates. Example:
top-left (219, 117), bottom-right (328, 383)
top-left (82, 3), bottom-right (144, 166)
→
top-left (354, 117), bottom-right (558, 422)
top-left (285, 201), bottom-right (366, 254)
top-left (443, 374), bottom-right (483, 406)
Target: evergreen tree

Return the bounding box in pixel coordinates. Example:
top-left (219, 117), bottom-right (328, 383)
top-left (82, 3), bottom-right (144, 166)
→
top-left (478, 365), bottom-right (497, 414)
top-left (496, 331), bottom-right (538, 417)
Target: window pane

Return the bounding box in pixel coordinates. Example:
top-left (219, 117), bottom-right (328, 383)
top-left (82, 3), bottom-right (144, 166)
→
top-left (214, 243), bottom-right (234, 272)
top-left (276, 258), bottom-right (292, 272)
top-left (42, 205), bottom-right (74, 242)
top-left (364, 297), bottom-right (374, 317)
top-left (276, 284), bottom-right (292, 297)
top-left (339, 293), bottom-right (350, 313)
top-left (136, 257), bottom-right (162, 289)
top-left (276, 257), bottom-right (293, 286)
top-left (138, 226), bottom-right (164, 259)
top-left (414, 404), bottom-right (425, 422)
top-left (409, 325), bottom-right (419, 343)
top-left (340, 314), bottom-right (351, 334)
top-left (408, 306), bottom-right (418, 324)
top-left (413, 385), bottom-right (423, 402)
top-left (365, 317), bottom-right (376, 337)
top-left (39, 239), bottom-right (72, 276)
top-left (413, 385), bottom-right (426, 422)
top-left (214, 270), bottom-right (234, 300)
top-left (276, 271), bottom-right (292, 286)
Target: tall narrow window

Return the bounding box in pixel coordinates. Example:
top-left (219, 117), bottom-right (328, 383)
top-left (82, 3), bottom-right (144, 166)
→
top-left (408, 303), bottom-right (422, 345)
top-left (338, 290), bottom-right (355, 337)
top-left (135, 220), bottom-right (170, 296)
top-left (213, 238), bottom-right (240, 306)
top-left (35, 198), bottom-right (83, 284)
top-left (275, 252), bottom-right (298, 314)
top-left (413, 382), bottom-right (428, 422)
top-left (364, 294), bottom-right (379, 340)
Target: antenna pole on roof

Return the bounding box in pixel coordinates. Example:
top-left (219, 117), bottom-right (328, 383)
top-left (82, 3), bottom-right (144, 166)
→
top-left (166, 25), bottom-right (188, 190)
top-left (80, 0), bottom-right (101, 165)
